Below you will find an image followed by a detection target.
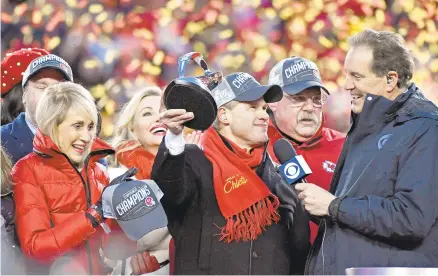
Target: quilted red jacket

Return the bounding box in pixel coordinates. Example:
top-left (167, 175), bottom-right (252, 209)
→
top-left (12, 130), bottom-right (114, 274)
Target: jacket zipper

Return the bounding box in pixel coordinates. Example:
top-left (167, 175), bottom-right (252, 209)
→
top-left (59, 149), bottom-right (113, 274)
top-left (321, 220), bottom-right (327, 275)
top-left (61, 153), bottom-right (94, 274)
top-left (328, 112), bottom-right (361, 194)
top-left (82, 149), bottom-right (114, 274)
top-left (304, 114), bottom-right (361, 275)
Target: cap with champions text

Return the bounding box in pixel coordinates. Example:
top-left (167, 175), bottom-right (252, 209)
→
top-left (211, 72), bottom-right (283, 107)
top-left (268, 56), bottom-right (329, 95)
top-left (102, 179), bottom-right (168, 241)
top-left (22, 54), bottom-right (73, 88)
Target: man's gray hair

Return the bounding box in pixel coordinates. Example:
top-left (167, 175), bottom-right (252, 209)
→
top-left (348, 29), bottom-right (414, 89)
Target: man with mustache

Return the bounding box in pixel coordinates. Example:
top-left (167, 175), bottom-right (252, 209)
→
top-left (266, 56), bottom-right (345, 243)
top-left (296, 29), bottom-right (438, 274)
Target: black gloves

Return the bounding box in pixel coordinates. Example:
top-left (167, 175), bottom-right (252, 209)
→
top-left (109, 167), bottom-right (138, 186)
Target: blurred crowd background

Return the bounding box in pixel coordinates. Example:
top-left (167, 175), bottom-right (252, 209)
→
top-left (2, 0), bottom-right (437, 138)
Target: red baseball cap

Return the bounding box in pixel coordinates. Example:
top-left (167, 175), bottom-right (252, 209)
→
top-left (1, 48), bottom-right (50, 97)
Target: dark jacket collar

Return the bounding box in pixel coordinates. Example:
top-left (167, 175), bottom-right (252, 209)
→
top-left (349, 83), bottom-right (438, 139)
top-left (391, 83), bottom-right (438, 123)
top-left (349, 92), bottom-right (394, 137)
top-left (10, 112), bottom-right (33, 141)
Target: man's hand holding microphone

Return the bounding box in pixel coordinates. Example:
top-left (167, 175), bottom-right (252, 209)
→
top-left (274, 138), bottom-right (337, 217)
top-left (295, 183), bottom-right (336, 216)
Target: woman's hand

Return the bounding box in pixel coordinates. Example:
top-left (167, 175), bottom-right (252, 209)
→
top-left (130, 251), bottom-right (160, 275)
top-left (184, 130), bottom-right (203, 148)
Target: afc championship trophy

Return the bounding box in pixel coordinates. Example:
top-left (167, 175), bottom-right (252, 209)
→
top-left (163, 52), bottom-right (222, 131)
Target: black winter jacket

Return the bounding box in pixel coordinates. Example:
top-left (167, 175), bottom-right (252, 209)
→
top-left (306, 84), bottom-right (438, 275)
top-left (151, 138), bottom-right (310, 275)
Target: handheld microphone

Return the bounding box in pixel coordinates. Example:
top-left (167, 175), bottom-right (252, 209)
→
top-left (273, 138), bottom-right (312, 185)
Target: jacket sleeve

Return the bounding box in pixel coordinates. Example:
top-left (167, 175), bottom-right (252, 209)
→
top-left (12, 160), bottom-right (96, 262)
top-left (151, 141), bottom-right (198, 209)
top-left (289, 199), bottom-right (310, 275)
top-left (335, 121), bottom-right (438, 242)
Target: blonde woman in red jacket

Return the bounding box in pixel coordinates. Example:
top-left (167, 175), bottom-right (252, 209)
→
top-left (12, 82), bottom-right (114, 274)
top-left (109, 86), bottom-right (202, 275)
top-left (109, 86), bottom-right (169, 275)
top-left (112, 86), bottom-right (165, 180)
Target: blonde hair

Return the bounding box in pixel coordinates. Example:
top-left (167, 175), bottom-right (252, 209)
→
top-left (35, 82), bottom-right (98, 147)
top-left (112, 86), bottom-right (162, 151)
top-left (1, 147), bottom-right (13, 196)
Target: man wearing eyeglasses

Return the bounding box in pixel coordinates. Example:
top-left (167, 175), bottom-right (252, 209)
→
top-left (266, 56), bottom-right (345, 243)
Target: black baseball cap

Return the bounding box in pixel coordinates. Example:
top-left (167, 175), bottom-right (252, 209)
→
top-left (211, 72), bottom-right (283, 107)
top-left (268, 56), bottom-right (329, 95)
top-left (22, 54), bottom-right (73, 87)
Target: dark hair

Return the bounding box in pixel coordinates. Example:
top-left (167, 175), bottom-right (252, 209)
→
top-left (348, 29), bottom-right (414, 88)
top-left (1, 84), bottom-right (25, 125)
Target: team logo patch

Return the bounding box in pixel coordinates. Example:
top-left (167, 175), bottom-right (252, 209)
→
top-left (145, 196), bottom-right (155, 207)
top-left (377, 134), bottom-right (393, 150)
top-left (322, 160), bottom-right (336, 173)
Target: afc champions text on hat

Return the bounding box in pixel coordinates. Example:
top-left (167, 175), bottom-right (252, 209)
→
top-left (116, 185), bottom-right (155, 217)
top-left (31, 54), bottom-right (70, 69)
top-left (231, 73), bottom-right (252, 89)
top-left (284, 60), bottom-right (319, 79)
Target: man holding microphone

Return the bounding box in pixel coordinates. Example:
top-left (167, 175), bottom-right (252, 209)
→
top-left (296, 29), bottom-right (438, 274)
top-left (152, 72), bottom-right (310, 274)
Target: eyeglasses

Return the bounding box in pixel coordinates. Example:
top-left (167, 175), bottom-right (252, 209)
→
top-left (284, 94), bottom-right (324, 108)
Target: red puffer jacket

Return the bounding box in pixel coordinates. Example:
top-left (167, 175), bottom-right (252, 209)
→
top-left (115, 140), bottom-right (155, 180)
top-left (12, 130), bottom-right (114, 274)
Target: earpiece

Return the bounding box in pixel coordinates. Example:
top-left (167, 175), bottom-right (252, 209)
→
top-left (221, 115), bottom-right (227, 120)
top-left (387, 77), bottom-right (393, 84)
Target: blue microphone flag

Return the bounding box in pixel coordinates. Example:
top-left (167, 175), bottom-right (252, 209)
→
top-left (278, 155), bottom-right (312, 185)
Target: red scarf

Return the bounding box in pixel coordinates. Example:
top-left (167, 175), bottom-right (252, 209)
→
top-left (115, 141), bottom-right (155, 180)
top-left (202, 128), bottom-right (280, 243)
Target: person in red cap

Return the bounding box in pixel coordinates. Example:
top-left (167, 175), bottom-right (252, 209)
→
top-left (1, 53), bottom-right (73, 165)
top-left (1, 48), bottom-right (49, 125)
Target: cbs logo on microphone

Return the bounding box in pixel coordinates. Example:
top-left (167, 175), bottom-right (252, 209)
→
top-left (278, 156), bottom-right (312, 185)
top-left (283, 162), bottom-right (301, 180)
